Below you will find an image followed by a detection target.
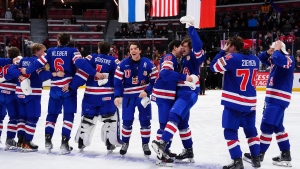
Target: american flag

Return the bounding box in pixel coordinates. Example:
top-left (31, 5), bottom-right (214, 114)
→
top-left (150, 0), bottom-right (179, 17)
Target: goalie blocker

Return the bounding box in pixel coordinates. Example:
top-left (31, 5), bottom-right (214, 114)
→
top-left (75, 109), bottom-right (122, 150)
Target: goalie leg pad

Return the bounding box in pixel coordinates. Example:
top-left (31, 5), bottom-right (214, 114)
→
top-left (75, 116), bottom-right (98, 147)
top-left (101, 111), bottom-right (122, 146)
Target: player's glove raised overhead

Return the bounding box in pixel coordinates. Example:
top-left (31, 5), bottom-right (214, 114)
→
top-left (180, 15), bottom-right (195, 27)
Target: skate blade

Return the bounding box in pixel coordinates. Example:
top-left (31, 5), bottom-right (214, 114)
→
top-left (4, 146), bottom-right (18, 151)
top-left (156, 160), bottom-right (173, 167)
top-left (175, 158), bottom-right (195, 163)
top-left (243, 156), bottom-right (252, 164)
top-left (273, 161), bottom-right (292, 167)
top-left (151, 143), bottom-right (164, 158)
top-left (46, 148), bottom-right (52, 154)
top-left (107, 150), bottom-right (113, 154)
top-left (20, 149), bottom-right (38, 153)
top-left (60, 149), bottom-right (72, 155)
top-left (144, 154), bottom-right (151, 159)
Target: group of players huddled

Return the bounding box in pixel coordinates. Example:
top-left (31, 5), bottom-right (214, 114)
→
top-left (0, 16), bottom-right (294, 169)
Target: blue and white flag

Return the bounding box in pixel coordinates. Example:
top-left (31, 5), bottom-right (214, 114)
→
top-left (119, 0), bottom-right (145, 23)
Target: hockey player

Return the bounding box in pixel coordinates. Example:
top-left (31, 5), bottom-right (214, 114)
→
top-left (243, 40), bottom-right (294, 167)
top-left (151, 16), bottom-right (206, 165)
top-left (209, 37), bottom-right (260, 169)
top-left (0, 47), bottom-right (23, 150)
top-left (21, 33), bottom-right (102, 154)
top-left (152, 40), bottom-right (191, 166)
top-left (114, 42), bottom-right (158, 156)
top-left (8, 43), bottom-right (65, 152)
top-left (69, 41), bottom-right (121, 152)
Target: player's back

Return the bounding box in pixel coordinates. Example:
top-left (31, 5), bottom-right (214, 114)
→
top-left (221, 53), bottom-right (259, 112)
top-left (47, 46), bottom-right (77, 77)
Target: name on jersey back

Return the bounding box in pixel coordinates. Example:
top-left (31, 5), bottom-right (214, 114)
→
top-left (242, 60), bottom-right (256, 66)
top-left (95, 57), bottom-right (111, 65)
top-left (52, 51), bottom-right (68, 56)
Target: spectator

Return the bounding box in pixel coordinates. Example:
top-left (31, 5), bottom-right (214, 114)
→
top-left (135, 27), bottom-right (141, 38)
top-left (95, 23), bottom-right (103, 32)
top-left (80, 47), bottom-right (88, 57)
top-left (80, 24), bottom-right (89, 32)
top-left (114, 28), bottom-right (121, 38)
top-left (133, 23), bottom-right (139, 32)
top-left (295, 56), bottom-right (300, 72)
top-left (70, 15), bottom-right (77, 24)
top-left (5, 8), bottom-right (12, 19)
top-left (24, 37), bottom-right (33, 56)
top-left (146, 27), bottom-right (153, 38)
top-left (120, 28), bottom-right (128, 38)
top-left (121, 23), bottom-right (128, 31)
top-left (167, 20), bottom-right (173, 30)
top-left (160, 27), bottom-right (168, 38)
top-left (128, 27), bottom-right (135, 38)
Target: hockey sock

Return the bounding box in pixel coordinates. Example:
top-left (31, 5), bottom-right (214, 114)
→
top-left (179, 128), bottom-right (193, 149)
top-left (247, 137), bottom-right (260, 157)
top-left (275, 132), bottom-right (290, 151)
top-left (156, 128), bottom-right (163, 140)
top-left (161, 121), bottom-right (177, 143)
top-left (25, 118), bottom-right (38, 141)
top-left (140, 126), bottom-right (151, 144)
top-left (227, 140), bottom-right (242, 159)
top-left (6, 118), bottom-right (18, 139)
top-left (121, 125), bottom-right (132, 143)
top-left (224, 129), bottom-right (241, 159)
top-left (45, 114), bottom-right (58, 137)
top-left (17, 118), bottom-right (26, 138)
top-left (260, 133), bottom-right (272, 153)
top-left (62, 113), bottom-right (74, 140)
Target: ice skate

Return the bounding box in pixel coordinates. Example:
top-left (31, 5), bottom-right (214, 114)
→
top-left (119, 142), bottom-right (129, 156)
top-left (151, 140), bottom-right (169, 159)
top-left (243, 152), bottom-right (263, 168)
top-left (5, 138), bottom-right (18, 151)
top-left (166, 149), bottom-right (177, 159)
top-left (175, 148), bottom-right (195, 163)
top-left (223, 158), bottom-right (244, 169)
top-left (77, 137), bottom-right (85, 153)
top-left (60, 136), bottom-right (73, 155)
top-left (17, 136), bottom-right (24, 150)
top-left (272, 151), bottom-right (292, 167)
top-left (156, 155), bottom-right (174, 167)
top-left (45, 134), bottom-right (53, 154)
top-left (106, 139), bottom-right (116, 154)
top-left (21, 140), bottom-right (38, 152)
top-left (142, 143), bottom-right (151, 157)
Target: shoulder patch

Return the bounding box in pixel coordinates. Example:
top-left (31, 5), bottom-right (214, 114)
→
top-left (225, 54), bottom-right (233, 61)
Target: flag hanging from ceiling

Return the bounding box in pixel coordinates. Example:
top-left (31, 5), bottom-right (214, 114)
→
top-left (119, 0), bottom-right (145, 23)
top-left (186, 0), bottom-right (216, 28)
top-left (150, 0), bottom-right (179, 17)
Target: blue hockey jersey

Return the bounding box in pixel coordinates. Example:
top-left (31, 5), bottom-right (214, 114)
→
top-left (114, 57), bottom-right (158, 98)
top-left (177, 26), bottom-right (206, 94)
top-left (70, 53), bottom-right (120, 103)
top-left (152, 53), bottom-right (186, 103)
top-left (15, 56), bottom-right (53, 101)
top-left (25, 46), bottom-right (97, 92)
top-left (258, 51), bottom-right (294, 108)
top-left (210, 50), bottom-right (259, 112)
top-left (0, 64), bottom-right (18, 101)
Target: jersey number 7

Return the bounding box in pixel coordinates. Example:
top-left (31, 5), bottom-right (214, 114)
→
top-left (236, 69), bottom-right (258, 91)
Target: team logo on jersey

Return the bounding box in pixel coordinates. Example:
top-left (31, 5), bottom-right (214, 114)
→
top-left (186, 55), bottom-right (190, 61)
top-left (132, 76), bottom-right (138, 84)
top-left (225, 55), bottom-right (233, 60)
top-left (18, 95), bottom-right (25, 98)
top-left (143, 62), bottom-right (147, 68)
top-left (151, 96), bottom-right (156, 101)
top-left (143, 71), bottom-right (148, 76)
top-left (1, 90), bottom-right (10, 94)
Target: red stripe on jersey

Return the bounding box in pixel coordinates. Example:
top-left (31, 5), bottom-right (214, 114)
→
top-left (7, 125), bottom-right (17, 130)
top-left (52, 79), bottom-right (71, 85)
top-left (152, 90), bottom-right (176, 97)
top-left (77, 69), bottom-right (88, 79)
top-left (276, 133), bottom-right (288, 140)
top-left (114, 72), bottom-right (123, 78)
top-left (215, 63), bottom-right (224, 72)
top-left (266, 90), bottom-right (291, 100)
top-left (125, 86), bottom-right (147, 93)
top-left (0, 83), bottom-right (16, 89)
top-left (85, 88), bottom-right (114, 93)
top-left (39, 57), bottom-right (47, 65)
top-left (222, 93), bottom-right (256, 103)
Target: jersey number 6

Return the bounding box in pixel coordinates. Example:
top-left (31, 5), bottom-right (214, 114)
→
top-left (236, 69), bottom-right (258, 91)
top-left (54, 58), bottom-right (64, 71)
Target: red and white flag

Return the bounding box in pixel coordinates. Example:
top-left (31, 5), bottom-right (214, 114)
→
top-left (150, 0), bottom-right (179, 17)
top-left (186, 0), bottom-right (216, 28)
